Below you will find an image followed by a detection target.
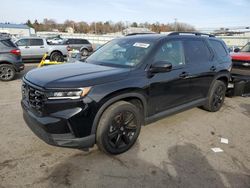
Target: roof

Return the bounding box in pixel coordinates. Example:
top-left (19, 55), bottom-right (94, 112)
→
top-left (123, 32), bottom-right (217, 42)
top-left (0, 23), bottom-right (30, 29)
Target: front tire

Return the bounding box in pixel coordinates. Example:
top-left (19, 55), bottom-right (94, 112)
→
top-left (0, 64), bottom-right (15, 81)
top-left (203, 80), bottom-right (226, 112)
top-left (96, 101), bottom-right (142, 155)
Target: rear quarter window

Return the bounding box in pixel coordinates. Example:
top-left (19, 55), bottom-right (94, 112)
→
top-left (209, 40), bottom-right (228, 58)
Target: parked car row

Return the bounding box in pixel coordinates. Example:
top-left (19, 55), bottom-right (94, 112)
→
top-left (14, 37), bottom-right (93, 62)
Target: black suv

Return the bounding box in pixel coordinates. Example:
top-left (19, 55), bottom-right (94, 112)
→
top-left (21, 32), bottom-right (232, 154)
top-left (0, 37), bottom-right (24, 81)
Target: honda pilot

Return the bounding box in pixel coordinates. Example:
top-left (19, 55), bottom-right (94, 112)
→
top-left (21, 32), bottom-right (232, 154)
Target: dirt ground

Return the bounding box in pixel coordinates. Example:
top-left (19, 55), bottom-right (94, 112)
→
top-left (0, 64), bottom-right (250, 188)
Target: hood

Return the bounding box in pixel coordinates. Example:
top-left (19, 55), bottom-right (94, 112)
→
top-left (25, 62), bottom-right (130, 88)
top-left (231, 52), bottom-right (250, 61)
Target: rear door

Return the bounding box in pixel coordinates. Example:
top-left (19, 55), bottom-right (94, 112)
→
top-left (148, 39), bottom-right (193, 114)
top-left (75, 39), bottom-right (84, 50)
top-left (67, 39), bottom-right (77, 50)
top-left (183, 38), bottom-right (216, 100)
top-left (29, 39), bottom-right (47, 58)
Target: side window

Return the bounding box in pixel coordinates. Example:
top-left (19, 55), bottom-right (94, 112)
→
top-left (184, 40), bottom-right (211, 64)
top-left (154, 40), bottom-right (185, 67)
top-left (16, 39), bottom-right (29, 46)
top-left (82, 39), bottom-right (90, 44)
top-left (68, 39), bottom-right (74, 44)
top-left (210, 40), bottom-right (228, 58)
top-left (76, 39), bottom-right (83, 44)
top-left (30, 39), bottom-right (44, 46)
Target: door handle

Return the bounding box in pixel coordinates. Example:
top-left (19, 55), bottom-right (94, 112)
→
top-left (25, 46), bottom-right (30, 49)
top-left (210, 66), bottom-right (217, 71)
top-left (40, 46), bottom-right (45, 48)
top-left (179, 72), bottom-right (189, 78)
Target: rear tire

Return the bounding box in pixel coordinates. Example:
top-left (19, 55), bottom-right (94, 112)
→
top-left (96, 101), bottom-right (142, 155)
top-left (0, 64), bottom-right (15, 81)
top-left (202, 80), bottom-right (226, 112)
top-left (50, 52), bottom-right (64, 62)
top-left (81, 49), bottom-right (89, 56)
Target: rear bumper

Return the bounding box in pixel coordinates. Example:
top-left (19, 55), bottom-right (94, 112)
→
top-left (22, 102), bottom-right (95, 149)
top-left (13, 62), bottom-right (25, 72)
top-left (228, 74), bottom-right (250, 97)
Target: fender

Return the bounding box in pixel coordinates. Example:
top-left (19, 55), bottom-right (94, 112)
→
top-left (206, 71), bottom-right (230, 97)
top-left (90, 92), bottom-right (147, 135)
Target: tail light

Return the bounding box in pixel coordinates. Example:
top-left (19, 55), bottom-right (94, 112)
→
top-left (10, 49), bottom-right (21, 56)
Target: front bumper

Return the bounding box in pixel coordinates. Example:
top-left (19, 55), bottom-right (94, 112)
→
top-left (21, 101), bottom-right (96, 149)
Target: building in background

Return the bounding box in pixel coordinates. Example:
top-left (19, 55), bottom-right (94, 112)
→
top-left (0, 23), bottom-right (35, 37)
top-left (65, 27), bottom-right (74, 34)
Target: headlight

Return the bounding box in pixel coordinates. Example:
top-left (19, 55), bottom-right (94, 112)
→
top-left (47, 87), bottom-right (91, 100)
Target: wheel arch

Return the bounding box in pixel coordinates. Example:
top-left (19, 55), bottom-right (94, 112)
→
top-left (207, 70), bottom-right (230, 97)
top-left (91, 91), bottom-right (147, 135)
top-left (49, 50), bottom-right (63, 57)
top-left (0, 61), bottom-right (15, 70)
top-left (80, 47), bottom-right (89, 52)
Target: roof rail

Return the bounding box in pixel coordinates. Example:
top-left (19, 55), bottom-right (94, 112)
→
top-left (125, 32), bottom-right (156, 36)
top-left (168, 32), bottom-right (215, 37)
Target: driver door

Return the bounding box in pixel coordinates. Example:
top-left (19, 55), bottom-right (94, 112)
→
top-left (148, 39), bottom-right (193, 115)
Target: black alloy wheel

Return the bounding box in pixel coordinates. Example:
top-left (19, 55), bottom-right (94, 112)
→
top-left (107, 111), bottom-right (137, 149)
top-left (97, 101), bottom-right (142, 155)
top-left (212, 85), bottom-right (225, 110)
top-left (202, 80), bottom-right (226, 112)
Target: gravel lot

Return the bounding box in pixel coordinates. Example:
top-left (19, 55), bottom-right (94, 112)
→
top-left (0, 64), bottom-right (250, 188)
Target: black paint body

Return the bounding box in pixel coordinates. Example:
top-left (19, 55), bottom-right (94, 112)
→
top-left (21, 34), bottom-right (232, 148)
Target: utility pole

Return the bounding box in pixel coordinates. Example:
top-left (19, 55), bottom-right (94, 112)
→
top-left (174, 18), bottom-right (178, 31)
top-left (94, 22), bottom-right (97, 34)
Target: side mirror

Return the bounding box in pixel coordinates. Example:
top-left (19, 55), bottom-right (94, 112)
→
top-left (150, 61), bottom-right (172, 74)
top-left (234, 48), bottom-right (240, 53)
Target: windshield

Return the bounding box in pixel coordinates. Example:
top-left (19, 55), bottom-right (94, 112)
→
top-left (241, 43), bottom-right (250, 52)
top-left (86, 38), bottom-right (153, 68)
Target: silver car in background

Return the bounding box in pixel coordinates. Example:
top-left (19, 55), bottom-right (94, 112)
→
top-left (15, 37), bottom-right (68, 62)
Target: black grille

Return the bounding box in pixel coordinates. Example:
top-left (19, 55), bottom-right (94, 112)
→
top-left (22, 82), bottom-right (46, 114)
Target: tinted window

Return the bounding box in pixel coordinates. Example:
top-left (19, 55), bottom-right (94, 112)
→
top-left (0, 39), bottom-right (16, 48)
top-left (210, 40), bottom-right (228, 57)
top-left (16, 39), bottom-right (29, 46)
top-left (30, 39), bottom-right (44, 46)
top-left (75, 39), bottom-right (82, 44)
top-left (80, 39), bottom-right (90, 44)
top-left (154, 40), bottom-right (185, 67)
top-left (87, 39), bottom-right (153, 68)
top-left (184, 40), bottom-right (211, 64)
top-left (67, 39), bottom-right (75, 44)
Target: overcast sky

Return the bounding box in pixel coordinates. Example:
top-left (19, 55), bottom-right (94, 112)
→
top-left (1, 0), bottom-right (249, 28)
